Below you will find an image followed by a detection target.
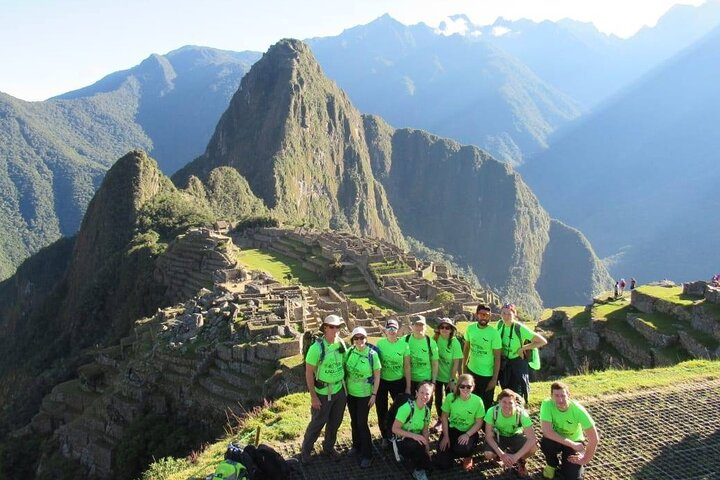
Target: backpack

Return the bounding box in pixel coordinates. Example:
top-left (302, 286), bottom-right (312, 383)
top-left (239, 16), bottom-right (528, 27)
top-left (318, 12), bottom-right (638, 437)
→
top-left (491, 405), bottom-right (523, 442)
top-left (497, 322), bottom-right (540, 370)
top-left (302, 332), bottom-right (347, 384)
top-left (404, 334), bottom-right (433, 367)
top-left (244, 444), bottom-right (290, 480)
top-left (347, 343), bottom-right (380, 383)
top-left (385, 394), bottom-right (431, 440)
top-left (212, 459), bottom-right (249, 480)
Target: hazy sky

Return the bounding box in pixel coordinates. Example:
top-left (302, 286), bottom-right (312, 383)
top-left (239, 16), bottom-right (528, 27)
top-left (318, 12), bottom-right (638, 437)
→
top-left (1, 0), bottom-right (705, 101)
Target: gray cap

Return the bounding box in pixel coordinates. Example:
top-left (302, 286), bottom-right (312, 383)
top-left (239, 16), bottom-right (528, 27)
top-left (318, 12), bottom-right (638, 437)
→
top-left (410, 314), bottom-right (427, 325)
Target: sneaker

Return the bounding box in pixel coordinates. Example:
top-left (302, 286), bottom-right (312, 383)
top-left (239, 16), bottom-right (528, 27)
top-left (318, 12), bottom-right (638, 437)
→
top-left (462, 457), bottom-right (474, 472)
top-left (360, 458), bottom-right (372, 468)
top-left (542, 464), bottom-right (556, 479)
top-left (412, 469), bottom-right (428, 480)
top-left (300, 451), bottom-right (313, 465)
top-left (514, 459), bottom-right (528, 478)
top-left (348, 447), bottom-right (359, 456)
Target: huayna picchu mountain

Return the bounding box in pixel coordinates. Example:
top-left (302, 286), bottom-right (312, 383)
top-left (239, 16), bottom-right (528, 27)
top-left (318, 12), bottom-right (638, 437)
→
top-left (176, 39), bottom-right (611, 313)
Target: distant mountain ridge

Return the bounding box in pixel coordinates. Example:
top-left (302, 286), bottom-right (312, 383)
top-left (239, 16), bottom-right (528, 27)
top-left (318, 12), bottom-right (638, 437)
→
top-left (522, 25), bottom-right (720, 282)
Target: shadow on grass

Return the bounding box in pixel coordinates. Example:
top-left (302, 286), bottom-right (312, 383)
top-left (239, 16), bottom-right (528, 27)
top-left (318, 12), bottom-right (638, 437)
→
top-left (635, 428), bottom-right (720, 479)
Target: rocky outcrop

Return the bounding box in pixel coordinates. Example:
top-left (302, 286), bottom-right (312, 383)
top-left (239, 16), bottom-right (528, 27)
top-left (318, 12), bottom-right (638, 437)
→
top-left (625, 315), bottom-right (678, 348)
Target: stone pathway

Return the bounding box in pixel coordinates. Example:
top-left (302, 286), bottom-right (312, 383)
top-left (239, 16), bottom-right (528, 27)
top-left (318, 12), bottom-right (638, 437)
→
top-left (274, 378), bottom-right (720, 479)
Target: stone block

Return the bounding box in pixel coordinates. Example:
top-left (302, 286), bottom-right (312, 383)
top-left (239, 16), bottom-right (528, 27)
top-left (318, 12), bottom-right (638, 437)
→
top-left (705, 286), bottom-right (720, 304)
top-left (216, 344), bottom-right (232, 362)
top-left (683, 281), bottom-right (707, 297)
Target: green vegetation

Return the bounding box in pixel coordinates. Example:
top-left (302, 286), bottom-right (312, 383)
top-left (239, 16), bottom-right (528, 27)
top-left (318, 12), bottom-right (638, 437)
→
top-left (634, 285), bottom-right (696, 306)
top-left (236, 249), bottom-right (323, 287)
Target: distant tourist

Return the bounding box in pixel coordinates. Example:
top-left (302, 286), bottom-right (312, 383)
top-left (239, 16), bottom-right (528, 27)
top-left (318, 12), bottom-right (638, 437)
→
top-left (344, 326), bottom-right (381, 468)
top-left (619, 278), bottom-right (626, 295)
top-left (712, 274), bottom-right (720, 287)
top-left (630, 278), bottom-right (637, 290)
top-left (497, 303), bottom-right (547, 405)
top-left (463, 303), bottom-right (502, 411)
top-left (300, 314), bottom-right (347, 464)
top-left (483, 389), bottom-right (537, 477)
top-left (375, 318), bottom-right (411, 447)
top-left (405, 315), bottom-right (439, 395)
top-left (435, 373), bottom-right (486, 472)
top-left (431, 317), bottom-right (463, 433)
top-left (540, 382), bottom-right (599, 480)
top-left (391, 381), bottom-right (434, 480)
top-left (613, 281), bottom-right (619, 298)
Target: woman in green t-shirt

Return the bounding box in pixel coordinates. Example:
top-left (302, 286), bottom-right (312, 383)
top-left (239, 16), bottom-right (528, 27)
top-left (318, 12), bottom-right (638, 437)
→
top-left (392, 381), bottom-right (434, 480)
top-left (435, 373), bottom-right (486, 472)
top-left (483, 389), bottom-right (538, 477)
top-left (375, 317), bottom-right (411, 444)
top-left (431, 317), bottom-right (464, 433)
top-left (345, 326), bottom-right (381, 468)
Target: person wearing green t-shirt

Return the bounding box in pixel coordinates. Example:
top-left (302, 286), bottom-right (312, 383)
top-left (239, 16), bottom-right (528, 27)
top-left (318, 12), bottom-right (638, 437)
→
top-left (405, 315), bottom-right (439, 393)
top-left (301, 314), bottom-right (347, 465)
top-left (483, 389), bottom-right (537, 477)
top-left (435, 374), bottom-right (486, 472)
top-left (539, 382), bottom-right (599, 480)
top-left (392, 381), bottom-right (434, 480)
top-left (497, 303), bottom-right (547, 405)
top-left (463, 303), bottom-right (502, 411)
top-left (344, 326), bottom-right (381, 468)
top-left (375, 318), bottom-right (411, 445)
top-left (431, 317), bottom-right (463, 433)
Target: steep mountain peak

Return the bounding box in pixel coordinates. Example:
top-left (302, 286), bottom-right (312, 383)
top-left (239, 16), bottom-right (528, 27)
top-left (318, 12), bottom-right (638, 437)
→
top-left (174, 39), bottom-right (405, 245)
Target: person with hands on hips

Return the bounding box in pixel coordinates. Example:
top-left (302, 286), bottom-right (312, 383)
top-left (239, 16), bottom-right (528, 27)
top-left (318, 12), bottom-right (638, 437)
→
top-left (540, 382), bottom-right (599, 479)
top-left (392, 381), bottom-right (434, 480)
top-left (435, 373), bottom-right (486, 472)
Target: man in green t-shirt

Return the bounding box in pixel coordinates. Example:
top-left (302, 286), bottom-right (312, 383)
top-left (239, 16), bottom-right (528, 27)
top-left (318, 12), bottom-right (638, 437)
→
top-left (406, 315), bottom-right (439, 394)
top-left (539, 382), bottom-right (599, 480)
top-left (463, 303), bottom-right (502, 410)
top-left (301, 314), bottom-right (347, 464)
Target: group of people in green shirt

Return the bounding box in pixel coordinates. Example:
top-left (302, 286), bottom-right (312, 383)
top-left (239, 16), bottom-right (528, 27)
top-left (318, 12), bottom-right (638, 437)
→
top-left (301, 304), bottom-right (600, 480)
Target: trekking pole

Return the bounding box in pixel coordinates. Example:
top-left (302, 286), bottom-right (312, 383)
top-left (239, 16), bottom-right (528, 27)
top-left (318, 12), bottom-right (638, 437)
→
top-left (255, 425), bottom-right (262, 446)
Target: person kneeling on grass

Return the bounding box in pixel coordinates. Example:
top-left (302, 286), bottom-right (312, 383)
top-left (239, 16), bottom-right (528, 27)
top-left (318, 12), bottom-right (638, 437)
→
top-left (483, 389), bottom-right (537, 478)
top-left (540, 382), bottom-right (599, 480)
top-left (392, 381), bottom-right (434, 480)
top-left (435, 373), bottom-right (486, 472)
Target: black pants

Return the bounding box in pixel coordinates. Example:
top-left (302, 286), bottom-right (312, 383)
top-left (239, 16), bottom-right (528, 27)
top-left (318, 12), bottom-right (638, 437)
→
top-left (347, 394), bottom-right (373, 460)
top-left (398, 437), bottom-right (432, 471)
top-left (469, 370), bottom-right (495, 411)
top-left (376, 378), bottom-right (406, 439)
top-left (499, 357), bottom-right (530, 404)
top-left (434, 380), bottom-right (450, 418)
top-left (540, 437), bottom-right (585, 480)
top-left (435, 427), bottom-right (479, 469)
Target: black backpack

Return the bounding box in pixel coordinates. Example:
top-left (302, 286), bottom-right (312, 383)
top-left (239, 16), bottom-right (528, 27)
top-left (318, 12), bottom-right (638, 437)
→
top-left (244, 444), bottom-right (290, 480)
top-left (384, 393), bottom-right (430, 439)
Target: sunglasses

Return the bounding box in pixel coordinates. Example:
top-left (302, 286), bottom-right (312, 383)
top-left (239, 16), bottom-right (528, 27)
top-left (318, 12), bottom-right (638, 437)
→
top-left (438, 325), bottom-right (452, 330)
top-left (458, 384), bottom-right (473, 389)
top-left (325, 325), bottom-right (340, 329)
top-left (386, 326), bottom-right (398, 332)
top-left (352, 336), bottom-right (366, 341)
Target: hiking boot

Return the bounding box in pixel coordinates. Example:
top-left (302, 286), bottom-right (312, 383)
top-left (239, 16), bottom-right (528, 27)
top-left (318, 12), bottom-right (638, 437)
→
top-left (348, 447), bottom-right (359, 456)
top-left (323, 448), bottom-right (342, 462)
top-left (359, 457), bottom-right (372, 468)
top-left (462, 457), bottom-right (474, 472)
top-left (514, 459), bottom-right (528, 478)
top-left (300, 451), bottom-right (313, 465)
top-left (542, 464), bottom-right (556, 479)
top-left (412, 469), bottom-right (428, 480)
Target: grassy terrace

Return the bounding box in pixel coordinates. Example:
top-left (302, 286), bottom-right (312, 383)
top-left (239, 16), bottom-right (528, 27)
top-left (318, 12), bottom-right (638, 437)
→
top-left (236, 248), bottom-right (393, 311)
top-left (144, 360), bottom-right (720, 479)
